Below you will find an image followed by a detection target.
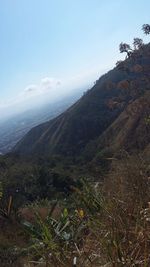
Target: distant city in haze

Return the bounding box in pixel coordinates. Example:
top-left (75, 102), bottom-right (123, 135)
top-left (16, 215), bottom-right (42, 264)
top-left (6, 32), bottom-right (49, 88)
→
top-left (0, 0), bottom-right (150, 119)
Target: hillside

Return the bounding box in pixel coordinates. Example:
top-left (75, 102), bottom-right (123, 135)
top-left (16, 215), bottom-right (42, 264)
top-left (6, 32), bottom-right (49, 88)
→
top-left (1, 23), bottom-right (150, 267)
top-left (98, 92), bottom-right (150, 152)
top-left (14, 44), bottom-right (150, 158)
top-left (84, 91), bottom-right (150, 162)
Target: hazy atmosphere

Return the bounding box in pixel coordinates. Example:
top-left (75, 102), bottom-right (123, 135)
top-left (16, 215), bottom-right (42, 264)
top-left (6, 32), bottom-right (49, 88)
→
top-left (1, 0), bottom-right (149, 118)
top-left (0, 1), bottom-right (150, 266)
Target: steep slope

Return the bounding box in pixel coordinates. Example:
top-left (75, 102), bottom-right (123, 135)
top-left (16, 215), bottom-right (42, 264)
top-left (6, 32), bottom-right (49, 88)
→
top-left (13, 69), bottom-right (126, 156)
top-left (88, 91), bottom-right (150, 160)
top-left (14, 44), bottom-right (150, 157)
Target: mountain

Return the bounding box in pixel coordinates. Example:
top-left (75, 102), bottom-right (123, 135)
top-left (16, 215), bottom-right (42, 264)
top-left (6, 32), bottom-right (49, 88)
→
top-left (0, 89), bottom-right (83, 154)
top-left (14, 44), bottom-right (150, 158)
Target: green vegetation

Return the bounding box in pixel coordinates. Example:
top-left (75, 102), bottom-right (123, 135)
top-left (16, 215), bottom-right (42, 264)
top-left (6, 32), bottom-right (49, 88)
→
top-left (0, 24), bottom-right (150, 266)
top-left (1, 154), bottom-right (150, 266)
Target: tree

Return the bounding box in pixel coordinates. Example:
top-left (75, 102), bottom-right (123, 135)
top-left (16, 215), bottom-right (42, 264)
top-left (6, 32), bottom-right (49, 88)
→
top-left (142, 24), bottom-right (150, 35)
top-left (119, 42), bottom-right (132, 57)
top-left (133, 38), bottom-right (143, 50)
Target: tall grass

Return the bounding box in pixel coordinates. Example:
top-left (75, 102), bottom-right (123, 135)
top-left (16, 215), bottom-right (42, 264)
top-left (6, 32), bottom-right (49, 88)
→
top-left (2, 154), bottom-right (149, 267)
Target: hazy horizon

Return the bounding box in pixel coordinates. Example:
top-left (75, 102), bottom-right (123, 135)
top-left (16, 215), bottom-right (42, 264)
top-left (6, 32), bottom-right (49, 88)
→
top-left (0, 68), bottom-right (107, 121)
top-left (0, 0), bottom-right (150, 118)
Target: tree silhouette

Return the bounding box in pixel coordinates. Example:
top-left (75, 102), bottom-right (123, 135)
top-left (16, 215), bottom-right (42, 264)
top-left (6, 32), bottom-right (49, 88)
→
top-left (119, 42), bottom-right (132, 57)
top-left (133, 38), bottom-right (143, 50)
top-left (142, 24), bottom-right (150, 35)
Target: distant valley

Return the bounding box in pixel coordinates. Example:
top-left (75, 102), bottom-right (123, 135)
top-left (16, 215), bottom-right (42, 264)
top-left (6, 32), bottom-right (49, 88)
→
top-left (0, 88), bottom-right (84, 154)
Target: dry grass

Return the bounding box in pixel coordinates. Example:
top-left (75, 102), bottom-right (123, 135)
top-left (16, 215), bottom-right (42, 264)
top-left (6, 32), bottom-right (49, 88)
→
top-left (0, 154), bottom-right (150, 267)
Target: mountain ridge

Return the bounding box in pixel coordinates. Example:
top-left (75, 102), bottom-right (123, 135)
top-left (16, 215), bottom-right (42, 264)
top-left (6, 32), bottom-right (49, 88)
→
top-left (13, 44), bottom-right (150, 159)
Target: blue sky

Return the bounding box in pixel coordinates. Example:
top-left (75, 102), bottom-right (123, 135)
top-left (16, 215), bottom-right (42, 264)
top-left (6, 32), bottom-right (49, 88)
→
top-left (0, 0), bottom-right (150, 115)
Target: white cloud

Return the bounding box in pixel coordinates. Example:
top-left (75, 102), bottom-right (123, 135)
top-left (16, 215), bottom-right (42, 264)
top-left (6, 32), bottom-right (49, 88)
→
top-left (24, 84), bottom-right (37, 93)
top-left (40, 77), bottom-right (61, 91)
top-left (23, 77), bottom-right (61, 97)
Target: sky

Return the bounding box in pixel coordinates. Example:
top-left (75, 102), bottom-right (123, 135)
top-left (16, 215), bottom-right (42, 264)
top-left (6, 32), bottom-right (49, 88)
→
top-left (0, 0), bottom-right (150, 118)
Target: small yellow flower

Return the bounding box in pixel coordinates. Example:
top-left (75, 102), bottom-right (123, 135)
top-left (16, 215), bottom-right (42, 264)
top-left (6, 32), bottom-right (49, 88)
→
top-left (78, 208), bottom-right (84, 218)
